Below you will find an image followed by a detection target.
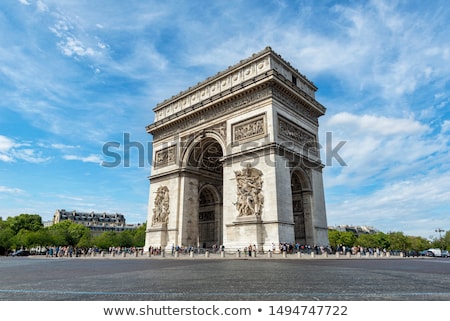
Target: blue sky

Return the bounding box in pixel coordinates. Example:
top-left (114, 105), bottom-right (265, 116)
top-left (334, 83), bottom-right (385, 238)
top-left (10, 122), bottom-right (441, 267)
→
top-left (1, 0), bottom-right (449, 239)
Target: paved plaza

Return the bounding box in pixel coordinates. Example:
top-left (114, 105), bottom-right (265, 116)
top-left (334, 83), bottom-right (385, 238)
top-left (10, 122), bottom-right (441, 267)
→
top-left (0, 255), bottom-right (449, 301)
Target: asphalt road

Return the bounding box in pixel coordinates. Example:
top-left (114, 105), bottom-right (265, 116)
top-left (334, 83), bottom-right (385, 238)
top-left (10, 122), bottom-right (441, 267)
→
top-left (1, 256), bottom-right (449, 301)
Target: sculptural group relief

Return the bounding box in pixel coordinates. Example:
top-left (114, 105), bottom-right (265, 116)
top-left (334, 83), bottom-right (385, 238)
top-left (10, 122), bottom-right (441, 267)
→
top-left (234, 165), bottom-right (264, 217)
top-left (151, 186), bottom-right (170, 226)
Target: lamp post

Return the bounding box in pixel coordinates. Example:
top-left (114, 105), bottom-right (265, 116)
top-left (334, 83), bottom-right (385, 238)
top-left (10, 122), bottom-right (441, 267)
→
top-left (435, 228), bottom-right (445, 249)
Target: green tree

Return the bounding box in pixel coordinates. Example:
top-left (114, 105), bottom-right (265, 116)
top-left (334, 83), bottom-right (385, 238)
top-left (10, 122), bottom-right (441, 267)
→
top-left (355, 234), bottom-right (377, 248)
top-left (47, 220), bottom-right (90, 246)
top-left (94, 231), bottom-right (118, 249)
top-left (328, 230), bottom-right (356, 248)
top-left (6, 214), bottom-right (43, 234)
top-left (407, 235), bottom-right (430, 251)
top-left (133, 223), bottom-right (146, 247)
top-left (387, 232), bottom-right (407, 250)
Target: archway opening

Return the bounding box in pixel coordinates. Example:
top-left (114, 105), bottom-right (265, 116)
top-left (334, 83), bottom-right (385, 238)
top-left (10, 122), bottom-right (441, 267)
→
top-left (291, 170), bottom-right (308, 244)
top-left (186, 137), bottom-right (223, 248)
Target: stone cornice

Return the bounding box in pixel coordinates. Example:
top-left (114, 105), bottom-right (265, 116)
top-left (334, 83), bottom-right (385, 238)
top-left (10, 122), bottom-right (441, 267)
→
top-left (148, 47), bottom-right (319, 128)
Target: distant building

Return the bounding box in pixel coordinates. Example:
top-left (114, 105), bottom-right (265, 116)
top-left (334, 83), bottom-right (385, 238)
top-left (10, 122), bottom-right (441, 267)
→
top-left (53, 209), bottom-right (138, 236)
top-left (328, 225), bottom-right (380, 236)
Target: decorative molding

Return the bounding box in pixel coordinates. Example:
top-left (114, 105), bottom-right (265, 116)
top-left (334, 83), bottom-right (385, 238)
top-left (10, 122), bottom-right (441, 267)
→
top-left (151, 86), bottom-right (271, 141)
top-left (232, 113), bottom-right (267, 145)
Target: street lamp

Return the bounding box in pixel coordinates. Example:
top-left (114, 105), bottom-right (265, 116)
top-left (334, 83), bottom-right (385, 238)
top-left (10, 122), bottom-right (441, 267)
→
top-left (435, 228), bottom-right (445, 250)
top-left (435, 228), bottom-right (444, 239)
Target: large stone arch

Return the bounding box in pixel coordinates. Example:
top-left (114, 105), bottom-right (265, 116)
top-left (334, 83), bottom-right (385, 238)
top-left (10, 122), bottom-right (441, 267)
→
top-left (145, 47), bottom-right (329, 252)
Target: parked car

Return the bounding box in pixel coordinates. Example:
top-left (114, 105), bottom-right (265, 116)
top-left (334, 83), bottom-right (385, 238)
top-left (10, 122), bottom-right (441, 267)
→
top-left (405, 250), bottom-right (419, 257)
top-left (10, 250), bottom-right (30, 257)
top-left (426, 248), bottom-right (442, 257)
top-left (441, 250), bottom-right (449, 258)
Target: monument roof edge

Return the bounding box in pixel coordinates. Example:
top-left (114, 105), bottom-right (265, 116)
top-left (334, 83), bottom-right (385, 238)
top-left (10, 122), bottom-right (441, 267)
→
top-left (152, 46), bottom-right (315, 112)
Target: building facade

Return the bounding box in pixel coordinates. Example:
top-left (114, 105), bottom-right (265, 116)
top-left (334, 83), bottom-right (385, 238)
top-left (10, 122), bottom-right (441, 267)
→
top-left (53, 209), bottom-right (133, 235)
top-left (145, 47), bottom-right (329, 251)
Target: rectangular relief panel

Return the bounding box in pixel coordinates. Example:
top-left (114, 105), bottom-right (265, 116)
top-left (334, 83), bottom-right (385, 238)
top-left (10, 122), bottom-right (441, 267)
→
top-left (231, 113), bottom-right (267, 145)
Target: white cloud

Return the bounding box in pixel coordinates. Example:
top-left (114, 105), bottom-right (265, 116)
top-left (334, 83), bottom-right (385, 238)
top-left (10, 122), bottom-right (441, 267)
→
top-left (17, 0), bottom-right (31, 5)
top-left (0, 135), bottom-right (51, 163)
top-left (0, 186), bottom-right (24, 194)
top-left (322, 112), bottom-right (448, 187)
top-left (63, 154), bottom-right (102, 164)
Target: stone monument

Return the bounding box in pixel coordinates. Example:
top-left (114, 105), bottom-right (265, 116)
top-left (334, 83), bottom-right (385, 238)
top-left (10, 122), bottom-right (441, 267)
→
top-left (144, 47), bottom-right (329, 252)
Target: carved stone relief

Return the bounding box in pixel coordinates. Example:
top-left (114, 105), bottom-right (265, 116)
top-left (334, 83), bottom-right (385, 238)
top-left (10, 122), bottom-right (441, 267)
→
top-left (234, 165), bottom-right (264, 217)
top-left (154, 146), bottom-right (176, 167)
top-left (151, 186), bottom-right (170, 225)
top-left (278, 116), bottom-right (318, 157)
top-left (232, 114), bottom-right (266, 144)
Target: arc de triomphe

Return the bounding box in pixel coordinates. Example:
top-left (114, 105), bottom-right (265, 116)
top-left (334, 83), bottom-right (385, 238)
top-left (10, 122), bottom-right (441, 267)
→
top-left (145, 47), bottom-right (329, 251)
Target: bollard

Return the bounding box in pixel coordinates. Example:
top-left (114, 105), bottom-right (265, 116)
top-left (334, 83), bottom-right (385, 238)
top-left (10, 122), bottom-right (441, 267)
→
top-left (236, 251), bottom-right (241, 258)
top-left (252, 251), bottom-right (257, 258)
top-left (282, 251), bottom-right (287, 258)
top-left (356, 252), bottom-right (361, 258)
top-left (205, 251), bottom-right (210, 258)
top-left (147, 251), bottom-right (151, 258)
top-left (190, 251), bottom-right (194, 258)
top-left (175, 251), bottom-right (179, 258)
top-left (335, 252), bottom-right (340, 259)
top-left (322, 252), bottom-right (328, 258)
top-left (346, 252), bottom-right (351, 258)
top-left (297, 252), bottom-right (302, 258)
top-left (135, 251), bottom-right (139, 257)
top-left (221, 251), bottom-right (225, 258)
top-left (161, 249), bottom-right (165, 258)
top-left (311, 252), bottom-right (315, 258)
top-left (112, 251), bottom-right (116, 257)
top-left (101, 251), bottom-right (105, 257)
top-left (122, 252), bottom-right (127, 258)
top-left (268, 251), bottom-right (272, 258)
top-left (386, 252), bottom-right (390, 257)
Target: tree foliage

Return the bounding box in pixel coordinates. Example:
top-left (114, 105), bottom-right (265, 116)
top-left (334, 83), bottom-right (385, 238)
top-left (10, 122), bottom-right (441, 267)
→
top-left (0, 214), bottom-right (146, 253)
